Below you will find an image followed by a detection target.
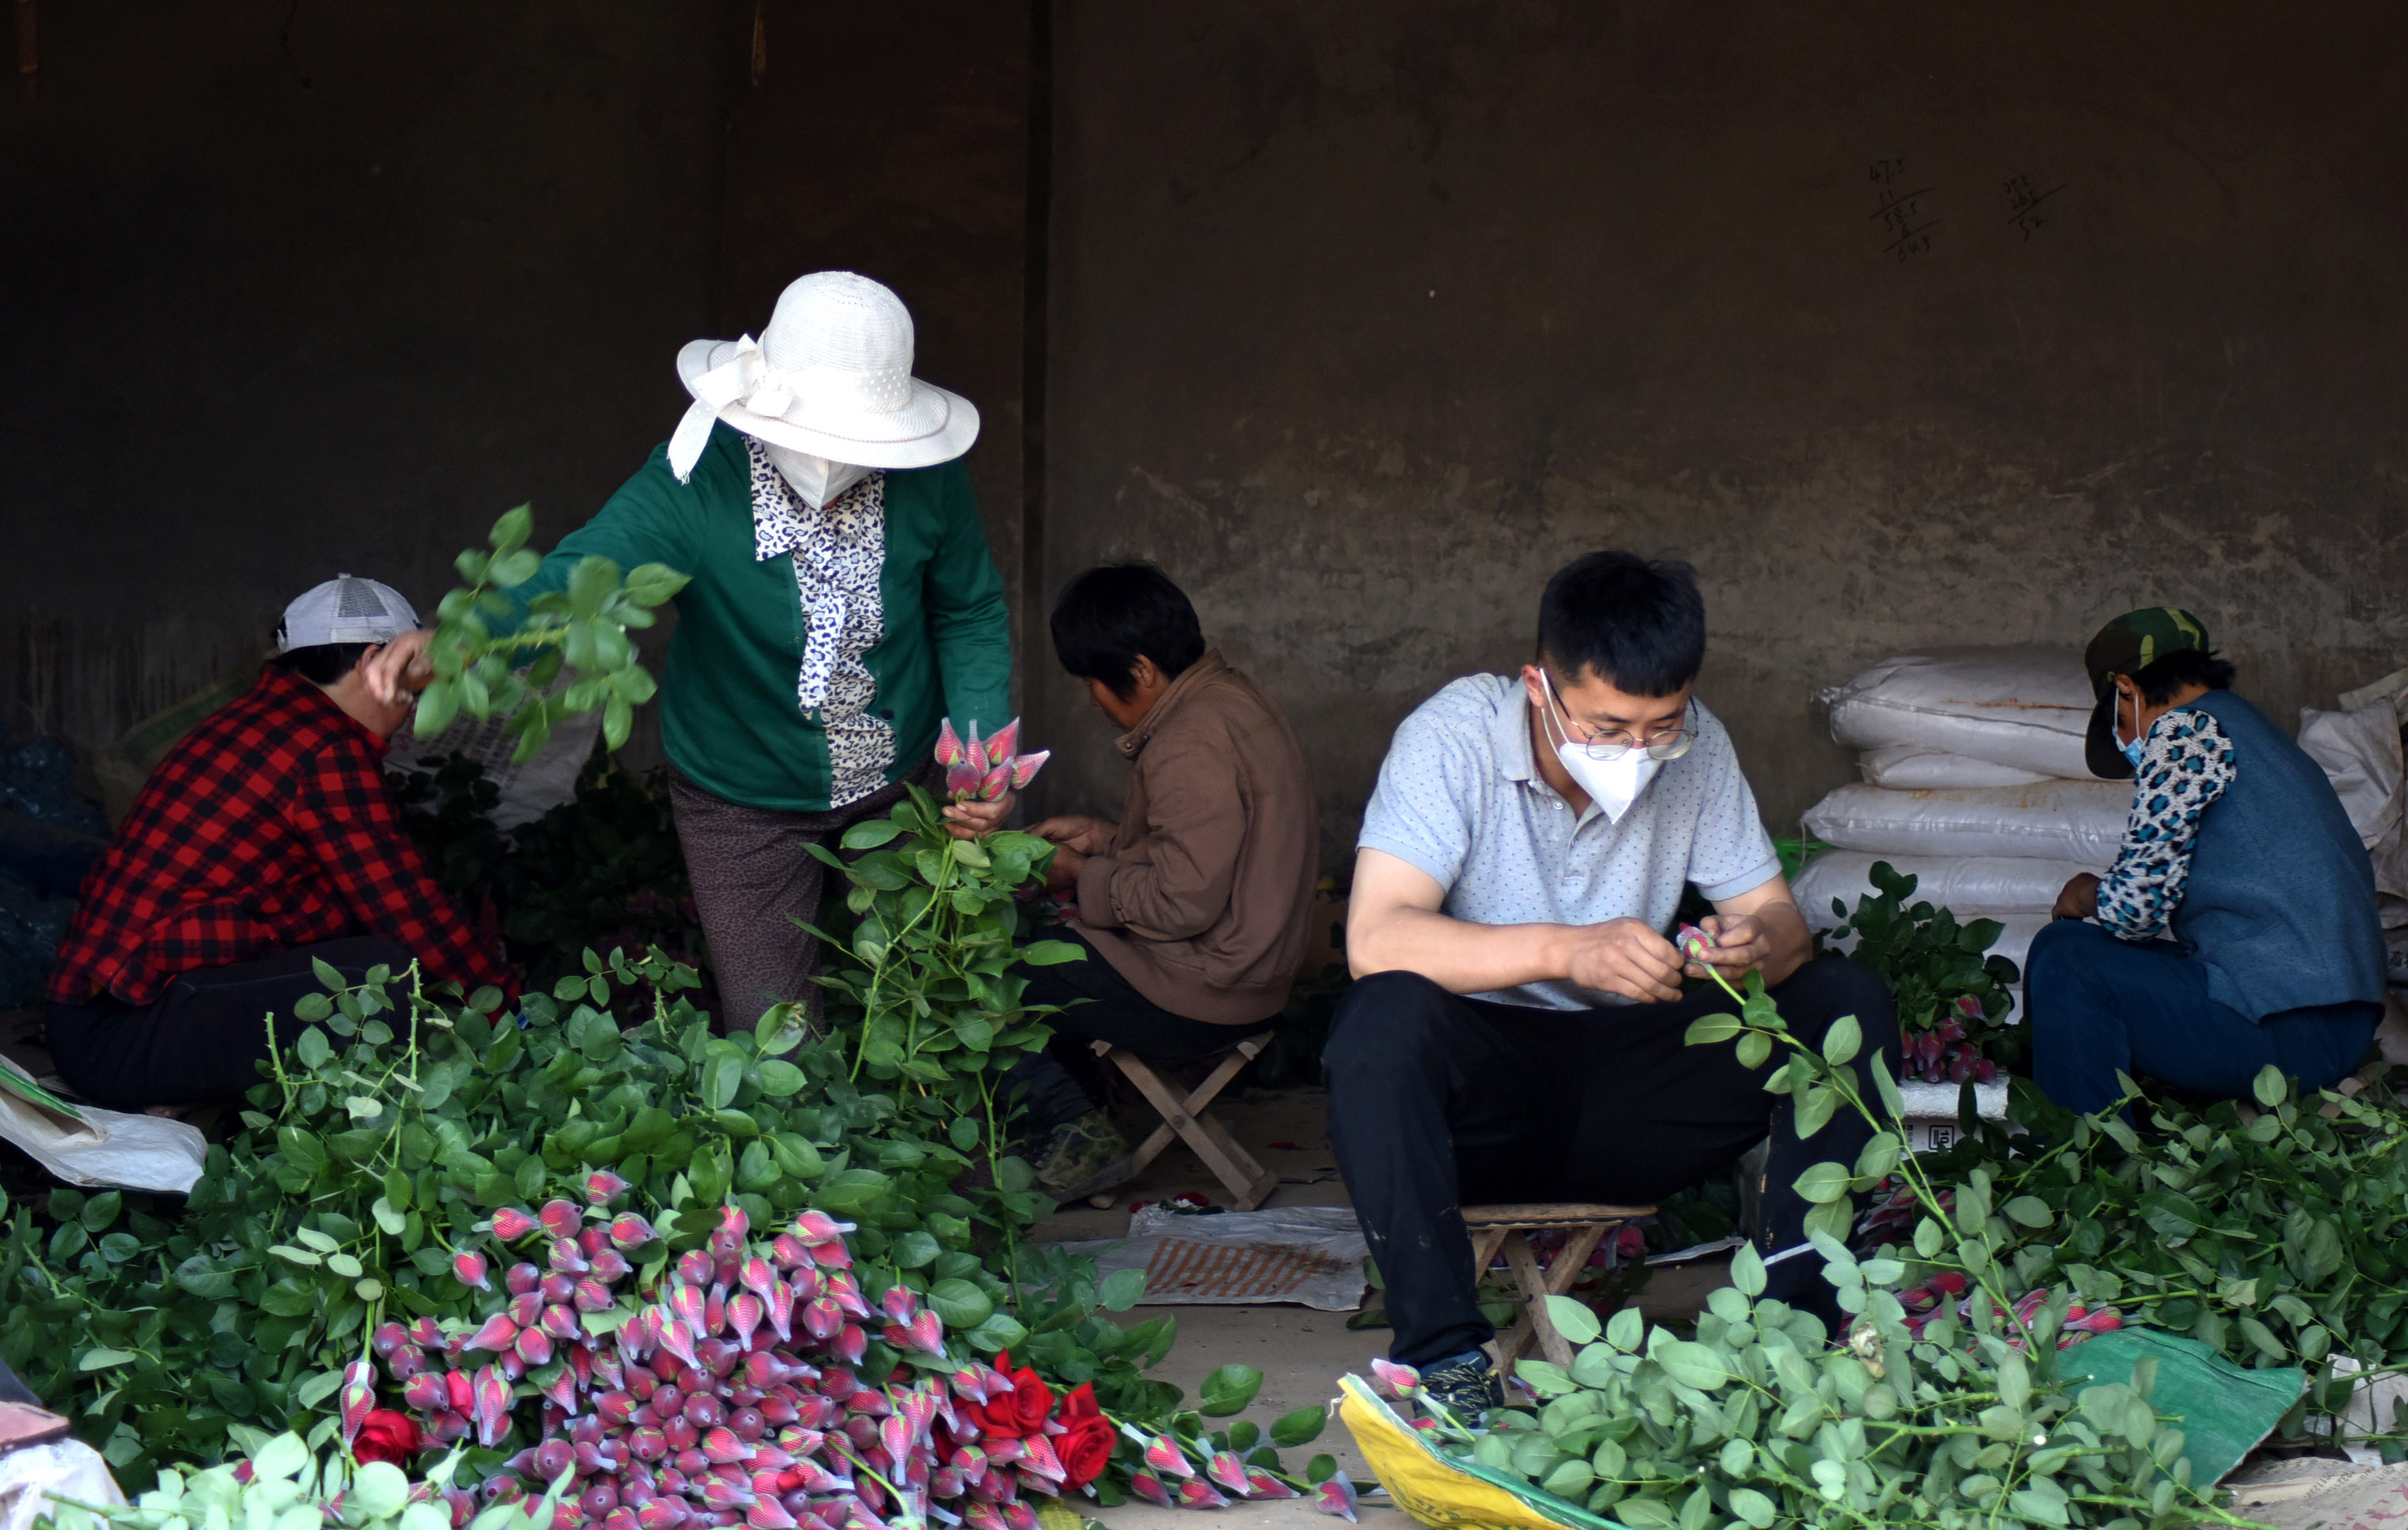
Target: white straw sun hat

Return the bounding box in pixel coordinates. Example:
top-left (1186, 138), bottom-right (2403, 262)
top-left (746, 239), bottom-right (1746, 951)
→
top-left (665, 271), bottom-right (980, 483)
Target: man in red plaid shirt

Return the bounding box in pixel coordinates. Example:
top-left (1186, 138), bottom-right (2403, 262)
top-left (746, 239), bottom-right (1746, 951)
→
top-left (45, 576), bottom-right (511, 1109)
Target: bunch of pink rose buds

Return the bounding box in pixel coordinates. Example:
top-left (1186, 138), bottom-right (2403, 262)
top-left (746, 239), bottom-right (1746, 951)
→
top-left (933, 719), bottom-right (1048, 804)
top-left (362, 1181), bottom-right (1323, 1528)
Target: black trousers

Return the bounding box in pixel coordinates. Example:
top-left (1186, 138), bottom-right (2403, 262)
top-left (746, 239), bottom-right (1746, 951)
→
top-left (1004, 930), bottom-right (1270, 1136)
top-left (46, 937), bottom-right (414, 1111)
top-left (1324, 957), bottom-right (1898, 1365)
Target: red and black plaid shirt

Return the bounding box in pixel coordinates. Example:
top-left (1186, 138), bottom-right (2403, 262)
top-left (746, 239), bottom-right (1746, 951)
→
top-left (48, 666), bottom-right (511, 1006)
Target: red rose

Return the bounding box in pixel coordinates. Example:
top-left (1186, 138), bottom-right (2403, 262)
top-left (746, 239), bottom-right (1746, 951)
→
top-left (353, 1409), bottom-right (422, 1466)
top-left (1057, 1415), bottom-right (1116, 1490)
top-left (1056, 1382), bottom-right (1099, 1424)
top-left (974, 1354), bottom-right (1054, 1440)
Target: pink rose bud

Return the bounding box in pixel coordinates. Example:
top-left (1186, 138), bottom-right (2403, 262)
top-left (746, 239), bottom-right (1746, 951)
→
top-left (720, 1205), bottom-right (750, 1239)
top-left (791, 1211), bottom-right (847, 1242)
top-left (550, 1237), bottom-right (591, 1274)
top-left (489, 1207), bottom-right (539, 1241)
top-left (610, 1214), bottom-right (661, 1251)
top-left (404, 1371), bottom-right (448, 1413)
top-left (590, 1247), bottom-right (632, 1283)
top-left (507, 1262), bottom-right (543, 1295)
top-left (586, 1171), bottom-right (631, 1206)
top-left (934, 718), bottom-right (967, 769)
top-left (444, 1368), bottom-right (474, 1414)
top-left (371, 1322), bottom-right (410, 1358)
top-left (831, 1323), bottom-right (867, 1366)
top-left (539, 1200), bottom-right (584, 1239)
top-left (467, 1314), bottom-right (520, 1353)
top-left (509, 1291), bottom-right (544, 1327)
top-left (1141, 1436), bottom-right (1193, 1478)
top-left (1008, 750), bottom-right (1050, 790)
top-left (945, 759), bottom-right (985, 799)
top-left (730, 1293), bottom-right (765, 1348)
top-left (1312, 1475), bottom-right (1359, 1522)
top-left (983, 719), bottom-right (1021, 767)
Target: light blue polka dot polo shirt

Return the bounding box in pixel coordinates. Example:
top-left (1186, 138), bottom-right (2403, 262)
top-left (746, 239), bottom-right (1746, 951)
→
top-left (1358, 673), bottom-right (1783, 1010)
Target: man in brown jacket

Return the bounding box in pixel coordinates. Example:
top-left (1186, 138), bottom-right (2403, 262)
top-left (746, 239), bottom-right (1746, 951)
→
top-left (1014, 563), bottom-right (1318, 1196)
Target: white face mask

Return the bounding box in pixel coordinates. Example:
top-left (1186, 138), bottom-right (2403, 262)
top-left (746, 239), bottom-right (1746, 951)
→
top-left (764, 444), bottom-right (871, 510)
top-left (1537, 674), bottom-right (1666, 824)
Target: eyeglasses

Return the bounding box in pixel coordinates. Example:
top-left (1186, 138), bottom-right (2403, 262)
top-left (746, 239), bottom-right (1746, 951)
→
top-left (1540, 671), bottom-right (1699, 761)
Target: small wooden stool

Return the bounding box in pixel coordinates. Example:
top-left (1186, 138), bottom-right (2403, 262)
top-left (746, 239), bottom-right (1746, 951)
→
top-left (1088, 1033), bottom-right (1278, 1210)
top-left (1464, 1202), bottom-right (1656, 1367)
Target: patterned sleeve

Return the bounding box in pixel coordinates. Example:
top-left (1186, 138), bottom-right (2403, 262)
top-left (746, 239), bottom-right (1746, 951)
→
top-left (291, 739), bottom-right (515, 994)
top-left (2095, 709), bottom-right (2236, 941)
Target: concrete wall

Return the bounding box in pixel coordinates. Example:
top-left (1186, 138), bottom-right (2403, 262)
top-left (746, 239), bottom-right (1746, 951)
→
top-left (0, 2), bottom-right (728, 754)
top-left (1033, 0), bottom-right (2408, 866)
top-left (0, 0), bottom-right (1032, 761)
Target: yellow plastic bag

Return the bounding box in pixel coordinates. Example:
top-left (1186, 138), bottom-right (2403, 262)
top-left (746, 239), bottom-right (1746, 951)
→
top-left (1336, 1375), bottom-right (1617, 1530)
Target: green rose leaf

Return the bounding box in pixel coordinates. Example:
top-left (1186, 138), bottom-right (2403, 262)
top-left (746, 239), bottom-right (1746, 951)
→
top-left (926, 1278), bottom-right (995, 1330)
top-left (1655, 1339), bottom-right (1728, 1390)
top-left (1542, 1294), bottom-right (1602, 1347)
top-left (1792, 1161), bottom-right (1853, 1204)
top-left (1270, 1405), bottom-right (1328, 1448)
top-left (1198, 1364), bottom-right (1265, 1417)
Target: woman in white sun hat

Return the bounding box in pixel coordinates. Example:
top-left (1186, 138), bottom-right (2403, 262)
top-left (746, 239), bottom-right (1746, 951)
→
top-left (372, 273), bottom-right (1015, 1028)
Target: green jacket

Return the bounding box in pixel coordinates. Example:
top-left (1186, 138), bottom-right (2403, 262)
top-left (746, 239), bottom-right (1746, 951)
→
top-left (516, 422), bottom-right (1012, 812)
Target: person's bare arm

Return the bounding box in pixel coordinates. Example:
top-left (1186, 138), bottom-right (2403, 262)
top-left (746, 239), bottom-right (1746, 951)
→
top-left (1683, 877), bottom-right (1812, 987)
top-left (1346, 848), bottom-right (1689, 1002)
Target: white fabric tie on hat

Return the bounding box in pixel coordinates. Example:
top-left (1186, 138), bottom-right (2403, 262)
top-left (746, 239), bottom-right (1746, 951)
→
top-left (669, 334), bottom-right (912, 483)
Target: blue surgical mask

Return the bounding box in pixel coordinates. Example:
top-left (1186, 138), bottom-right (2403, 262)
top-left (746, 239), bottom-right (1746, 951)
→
top-left (2115, 689), bottom-right (2147, 769)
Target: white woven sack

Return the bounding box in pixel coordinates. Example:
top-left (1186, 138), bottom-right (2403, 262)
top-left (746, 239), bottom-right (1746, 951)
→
top-left (1794, 851), bottom-right (2101, 928)
top-left (1801, 780), bottom-right (2131, 864)
top-left (1822, 647), bottom-right (2094, 777)
top-left (1857, 745), bottom-right (2053, 789)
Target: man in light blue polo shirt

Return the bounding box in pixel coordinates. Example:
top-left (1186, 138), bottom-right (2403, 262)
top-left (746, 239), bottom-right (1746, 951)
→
top-left (1328, 551), bottom-right (1897, 1418)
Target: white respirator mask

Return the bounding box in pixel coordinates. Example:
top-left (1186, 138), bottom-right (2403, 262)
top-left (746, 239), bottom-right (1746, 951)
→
top-left (764, 444), bottom-right (872, 511)
top-left (1537, 670), bottom-right (1687, 825)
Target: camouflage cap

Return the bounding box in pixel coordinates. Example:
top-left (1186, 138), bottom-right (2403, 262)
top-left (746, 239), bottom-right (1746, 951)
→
top-left (2082, 606), bottom-right (2212, 779)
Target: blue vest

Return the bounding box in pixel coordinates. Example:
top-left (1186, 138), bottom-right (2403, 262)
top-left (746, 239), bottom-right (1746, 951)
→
top-left (2169, 690), bottom-right (2386, 1019)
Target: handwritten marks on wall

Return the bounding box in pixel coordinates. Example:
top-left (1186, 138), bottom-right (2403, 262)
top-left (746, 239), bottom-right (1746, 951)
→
top-left (1865, 157), bottom-right (2067, 261)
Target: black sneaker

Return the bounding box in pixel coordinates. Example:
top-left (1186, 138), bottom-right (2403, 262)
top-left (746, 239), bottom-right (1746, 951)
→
top-left (1415, 1349), bottom-right (1503, 1424)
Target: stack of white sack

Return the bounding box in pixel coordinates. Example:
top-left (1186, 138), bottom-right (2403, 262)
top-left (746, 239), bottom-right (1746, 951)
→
top-left (1796, 647), bottom-right (2130, 1013)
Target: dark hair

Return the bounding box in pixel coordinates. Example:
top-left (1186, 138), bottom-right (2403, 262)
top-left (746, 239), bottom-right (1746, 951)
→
top-left (1535, 551), bottom-right (1706, 696)
top-left (2132, 648), bottom-right (2237, 704)
top-left (269, 643), bottom-right (374, 686)
top-left (1050, 563), bottom-right (1206, 700)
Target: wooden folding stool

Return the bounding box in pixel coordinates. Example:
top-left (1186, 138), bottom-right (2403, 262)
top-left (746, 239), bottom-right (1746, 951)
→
top-left (1462, 1201), bottom-right (1656, 1368)
top-left (1086, 1032), bottom-right (1278, 1210)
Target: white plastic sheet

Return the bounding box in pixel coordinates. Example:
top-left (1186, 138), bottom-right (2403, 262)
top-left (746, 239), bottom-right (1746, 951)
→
top-left (1822, 647), bottom-right (2096, 779)
top-left (0, 1439), bottom-right (126, 1530)
top-left (386, 681), bottom-right (604, 833)
top-left (0, 1057), bottom-right (205, 1195)
top-left (1803, 781), bottom-right (2132, 864)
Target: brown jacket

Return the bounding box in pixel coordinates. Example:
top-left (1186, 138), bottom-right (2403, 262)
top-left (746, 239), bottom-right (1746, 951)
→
top-left (1073, 651), bottom-right (1317, 1024)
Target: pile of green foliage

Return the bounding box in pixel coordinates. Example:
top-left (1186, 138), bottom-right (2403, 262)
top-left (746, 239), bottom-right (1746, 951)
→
top-left (1399, 958), bottom-right (2272, 1529)
top-left (1893, 1066), bottom-right (2408, 1429)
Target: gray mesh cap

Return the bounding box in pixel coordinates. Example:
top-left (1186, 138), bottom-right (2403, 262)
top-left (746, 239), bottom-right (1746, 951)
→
top-left (276, 574), bottom-right (421, 652)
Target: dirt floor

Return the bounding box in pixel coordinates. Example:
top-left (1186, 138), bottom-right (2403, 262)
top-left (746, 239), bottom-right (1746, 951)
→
top-left (1031, 1085), bottom-right (1730, 1528)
